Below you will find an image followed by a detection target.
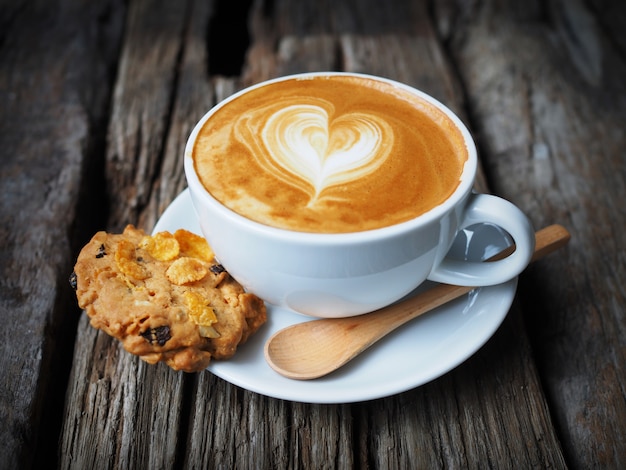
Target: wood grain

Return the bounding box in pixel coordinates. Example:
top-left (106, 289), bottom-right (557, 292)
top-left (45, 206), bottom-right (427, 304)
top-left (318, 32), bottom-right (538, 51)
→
top-left (59, 1), bottom-right (196, 467)
top-left (446, 0), bottom-right (626, 465)
top-left (0, 0), bottom-right (126, 467)
top-left (1, 0), bottom-right (624, 468)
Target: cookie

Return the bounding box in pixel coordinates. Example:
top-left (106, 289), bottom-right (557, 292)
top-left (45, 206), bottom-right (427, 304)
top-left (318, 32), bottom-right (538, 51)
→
top-left (71, 225), bottom-right (267, 372)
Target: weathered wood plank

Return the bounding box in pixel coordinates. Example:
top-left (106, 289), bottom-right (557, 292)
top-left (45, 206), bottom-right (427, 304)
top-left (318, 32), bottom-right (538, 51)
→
top-left (60, 0), bottom-right (196, 468)
top-left (0, 0), bottom-right (125, 467)
top-left (446, 0), bottom-right (626, 467)
top-left (104, 0), bottom-right (192, 232)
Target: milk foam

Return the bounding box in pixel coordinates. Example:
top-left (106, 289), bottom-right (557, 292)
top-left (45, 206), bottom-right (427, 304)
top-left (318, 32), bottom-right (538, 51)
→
top-left (246, 102), bottom-right (393, 203)
top-left (194, 75), bottom-right (468, 233)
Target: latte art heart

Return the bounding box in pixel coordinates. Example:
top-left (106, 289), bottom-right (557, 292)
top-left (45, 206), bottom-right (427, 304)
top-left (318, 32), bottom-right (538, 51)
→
top-left (261, 105), bottom-right (393, 201)
top-left (235, 99), bottom-right (394, 204)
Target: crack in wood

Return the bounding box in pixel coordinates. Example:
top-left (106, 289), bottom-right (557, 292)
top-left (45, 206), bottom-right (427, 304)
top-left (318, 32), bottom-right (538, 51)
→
top-left (207, 0), bottom-right (254, 76)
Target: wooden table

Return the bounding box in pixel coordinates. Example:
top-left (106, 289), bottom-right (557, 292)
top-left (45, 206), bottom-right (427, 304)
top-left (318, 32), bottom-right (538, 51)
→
top-left (2, 0), bottom-right (625, 468)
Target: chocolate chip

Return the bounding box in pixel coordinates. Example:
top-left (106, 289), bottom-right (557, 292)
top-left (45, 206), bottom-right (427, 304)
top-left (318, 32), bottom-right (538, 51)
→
top-left (69, 271), bottom-right (77, 290)
top-left (96, 244), bottom-right (107, 258)
top-left (140, 326), bottom-right (171, 346)
top-left (210, 264), bottom-right (226, 274)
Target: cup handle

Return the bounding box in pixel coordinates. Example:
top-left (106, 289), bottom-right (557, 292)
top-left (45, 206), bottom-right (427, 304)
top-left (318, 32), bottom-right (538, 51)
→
top-left (427, 193), bottom-right (535, 286)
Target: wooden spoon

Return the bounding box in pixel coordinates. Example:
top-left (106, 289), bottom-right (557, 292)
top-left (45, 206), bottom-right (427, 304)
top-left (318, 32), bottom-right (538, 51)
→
top-left (264, 224), bottom-right (570, 380)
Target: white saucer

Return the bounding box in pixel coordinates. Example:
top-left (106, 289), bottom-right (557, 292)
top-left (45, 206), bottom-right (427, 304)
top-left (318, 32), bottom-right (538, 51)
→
top-left (153, 189), bottom-right (517, 403)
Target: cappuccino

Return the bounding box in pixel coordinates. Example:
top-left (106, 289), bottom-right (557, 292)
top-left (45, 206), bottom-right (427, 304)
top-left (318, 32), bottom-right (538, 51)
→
top-left (193, 75), bottom-right (468, 233)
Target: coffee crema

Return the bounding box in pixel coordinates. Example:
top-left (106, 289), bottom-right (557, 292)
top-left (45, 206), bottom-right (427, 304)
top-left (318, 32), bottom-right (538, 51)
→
top-left (193, 75), bottom-right (468, 233)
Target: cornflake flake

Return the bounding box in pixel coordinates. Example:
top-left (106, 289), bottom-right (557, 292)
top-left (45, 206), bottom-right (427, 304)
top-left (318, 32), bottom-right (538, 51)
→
top-left (166, 257), bottom-right (208, 285)
top-left (116, 239), bottom-right (148, 280)
top-left (183, 291), bottom-right (220, 338)
top-left (139, 232), bottom-right (180, 261)
top-left (174, 229), bottom-right (214, 262)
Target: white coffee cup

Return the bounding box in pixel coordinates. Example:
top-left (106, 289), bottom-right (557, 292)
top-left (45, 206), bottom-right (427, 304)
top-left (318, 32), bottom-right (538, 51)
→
top-left (184, 72), bottom-right (534, 318)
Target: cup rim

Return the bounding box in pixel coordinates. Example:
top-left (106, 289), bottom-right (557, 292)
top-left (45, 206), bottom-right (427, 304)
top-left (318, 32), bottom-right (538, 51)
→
top-left (184, 72), bottom-right (477, 243)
